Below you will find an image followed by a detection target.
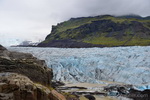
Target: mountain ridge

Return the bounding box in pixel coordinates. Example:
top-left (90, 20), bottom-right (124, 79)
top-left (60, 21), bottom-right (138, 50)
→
top-left (38, 15), bottom-right (150, 48)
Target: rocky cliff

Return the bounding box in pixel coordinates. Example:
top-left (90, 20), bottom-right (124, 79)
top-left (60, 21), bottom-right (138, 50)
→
top-left (0, 45), bottom-right (53, 86)
top-left (0, 72), bottom-right (66, 100)
top-left (38, 15), bottom-right (150, 48)
top-left (0, 45), bottom-right (81, 100)
top-left (0, 45), bottom-right (69, 100)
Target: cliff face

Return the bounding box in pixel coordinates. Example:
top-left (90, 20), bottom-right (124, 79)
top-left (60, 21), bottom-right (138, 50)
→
top-left (0, 45), bottom-right (53, 86)
top-left (38, 15), bottom-right (150, 48)
top-left (0, 45), bottom-right (68, 100)
top-left (0, 72), bottom-right (66, 100)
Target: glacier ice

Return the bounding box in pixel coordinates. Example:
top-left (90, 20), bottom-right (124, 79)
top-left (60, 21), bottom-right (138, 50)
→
top-left (8, 46), bottom-right (150, 85)
top-left (133, 85), bottom-right (150, 91)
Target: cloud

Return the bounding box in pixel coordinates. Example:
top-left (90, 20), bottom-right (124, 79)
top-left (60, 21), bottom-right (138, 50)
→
top-left (0, 0), bottom-right (150, 46)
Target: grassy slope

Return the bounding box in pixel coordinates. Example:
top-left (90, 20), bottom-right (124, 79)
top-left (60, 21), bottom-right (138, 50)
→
top-left (56, 15), bottom-right (150, 33)
top-left (42, 15), bottom-right (150, 47)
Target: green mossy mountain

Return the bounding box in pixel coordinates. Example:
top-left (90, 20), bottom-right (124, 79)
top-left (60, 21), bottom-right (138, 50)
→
top-left (38, 15), bottom-right (150, 47)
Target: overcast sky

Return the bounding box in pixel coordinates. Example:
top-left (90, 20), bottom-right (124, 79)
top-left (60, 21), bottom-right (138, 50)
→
top-left (0, 0), bottom-right (150, 46)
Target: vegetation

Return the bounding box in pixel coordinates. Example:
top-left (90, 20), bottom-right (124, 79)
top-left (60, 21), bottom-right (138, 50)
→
top-left (39, 15), bottom-right (150, 47)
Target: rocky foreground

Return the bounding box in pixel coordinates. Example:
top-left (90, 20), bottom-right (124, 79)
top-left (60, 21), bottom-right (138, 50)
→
top-left (0, 72), bottom-right (66, 100)
top-left (0, 44), bottom-right (52, 86)
top-left (58, 83), bottom-right (150, 100)
top-left (0, 45), bottom-right (78, 100)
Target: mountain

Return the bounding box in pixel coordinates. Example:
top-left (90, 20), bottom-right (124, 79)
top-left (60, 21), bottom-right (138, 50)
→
top-left (38, 15), bottom-right (150, 47)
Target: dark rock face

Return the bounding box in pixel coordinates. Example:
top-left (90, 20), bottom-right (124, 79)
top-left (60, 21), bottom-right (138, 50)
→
top-left (0, 45), bottom-right (7, 51)
top-left (84, 95), bottom-right (95, 100)
top-left (38, 39), bottom-right (104, 48)
top-left (129, 89), bottom-right (150, 100)
top-left (0, 73), bottom-right (66, 100)
top-left (0, 45), bottom-right (53, 86)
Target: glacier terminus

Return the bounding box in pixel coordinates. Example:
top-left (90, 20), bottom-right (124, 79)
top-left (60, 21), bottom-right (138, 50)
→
top-left (9, 46), bottom-right (150, 87)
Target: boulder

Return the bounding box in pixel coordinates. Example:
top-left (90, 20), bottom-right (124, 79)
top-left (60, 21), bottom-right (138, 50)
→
top-left (84, 95), bottom-right (95, 100)
top-left (0, 72), bottom-right (66, 100)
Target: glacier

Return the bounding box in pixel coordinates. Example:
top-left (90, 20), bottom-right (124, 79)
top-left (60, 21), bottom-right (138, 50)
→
top-left (8, 46), bottom-right (150, 85)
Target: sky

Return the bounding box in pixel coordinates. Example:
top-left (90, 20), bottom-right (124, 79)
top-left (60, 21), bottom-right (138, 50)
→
top-left (0, 0), bottom-right (150, 46)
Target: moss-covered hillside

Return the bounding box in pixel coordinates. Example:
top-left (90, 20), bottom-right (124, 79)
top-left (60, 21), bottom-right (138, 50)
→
top-left (38, 15), bottom-right (150, 47)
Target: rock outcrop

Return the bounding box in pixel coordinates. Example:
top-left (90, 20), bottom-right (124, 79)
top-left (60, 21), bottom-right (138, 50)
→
top-left (104, 84), bottom-right (150, 100)
top-left (0, 72), bottom-right (66, 100)
top-left (0, 45), bottom-right (69, 100)
top-left (0, 45), bottom-right (53, 86)
top-left (0, 45), bottom-right (7, 51)
top-left (38, 39), bottom-right (104, 48)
